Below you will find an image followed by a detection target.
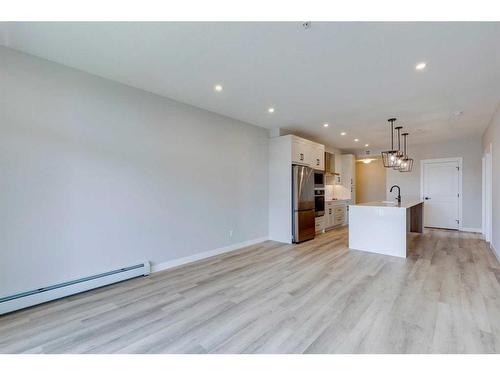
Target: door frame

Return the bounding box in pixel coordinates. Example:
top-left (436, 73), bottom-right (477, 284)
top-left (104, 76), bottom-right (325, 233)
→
top-left (420, 157), bottom-right (463, 230)
top-left (483, 155), bottom-right (486, 237)
top-left (482, 144), bottom-right (493, 242)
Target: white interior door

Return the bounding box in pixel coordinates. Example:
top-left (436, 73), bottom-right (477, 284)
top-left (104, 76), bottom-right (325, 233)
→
top-left (422, 159), bottom-right (461, 230)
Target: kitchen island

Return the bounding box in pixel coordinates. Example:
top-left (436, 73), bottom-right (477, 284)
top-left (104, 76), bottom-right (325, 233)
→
top-left (348, 201), bottom-right (424, 258)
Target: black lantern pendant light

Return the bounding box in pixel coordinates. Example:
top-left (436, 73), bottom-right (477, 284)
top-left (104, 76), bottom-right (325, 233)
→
top-left (393, 126), bottom-right (404, 170)
top-left (398, 132), bottom-right (414, 173)
top-left (381, 118), bottom-right (400, 168)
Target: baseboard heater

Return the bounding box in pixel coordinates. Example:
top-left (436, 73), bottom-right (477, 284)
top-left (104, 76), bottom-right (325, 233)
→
top-left (0, 261), bottom-right (150, 315)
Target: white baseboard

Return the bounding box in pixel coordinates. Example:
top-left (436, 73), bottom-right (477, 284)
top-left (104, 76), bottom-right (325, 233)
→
top-left (151, 236), bottom-right (269, 273)
top-left (490, 242), bottom-right (500, 263)
top-left (460, 227), bottom-right (482, 233)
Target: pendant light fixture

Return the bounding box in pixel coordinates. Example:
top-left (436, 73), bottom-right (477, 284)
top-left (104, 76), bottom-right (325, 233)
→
top-left (381, 118), bottom-right (400, 168)
top-left (393, 126), bottom-right (404, 170)
top-left (398, 132), bottom-right (414, 172)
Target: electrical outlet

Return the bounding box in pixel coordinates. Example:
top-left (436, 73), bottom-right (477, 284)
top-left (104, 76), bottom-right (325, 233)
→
top-left (229, 230), bottom-right (233, 238)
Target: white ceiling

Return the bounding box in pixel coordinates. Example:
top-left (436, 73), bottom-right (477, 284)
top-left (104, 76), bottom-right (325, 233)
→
top-left (1, 22), bottom-right (499, 151)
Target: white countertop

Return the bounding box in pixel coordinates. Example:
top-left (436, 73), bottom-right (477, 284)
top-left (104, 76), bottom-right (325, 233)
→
top-left (352, 200), bottom-right (423, 209)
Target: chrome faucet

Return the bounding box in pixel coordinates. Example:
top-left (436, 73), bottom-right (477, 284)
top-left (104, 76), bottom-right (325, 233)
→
top-left (390, 185), bottom-right (401, 204)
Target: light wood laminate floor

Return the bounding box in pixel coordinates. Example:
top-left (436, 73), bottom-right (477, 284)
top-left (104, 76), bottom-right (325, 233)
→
top-left (1, 227), bottom-right (500, 354)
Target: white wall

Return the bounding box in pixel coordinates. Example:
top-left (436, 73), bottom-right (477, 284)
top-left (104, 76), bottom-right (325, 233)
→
top-left (386, 137), bottom-right (482, 229)
top-left (0, 46), bottom-right (269, 296)
top-left (482, 104), bottom-right (500, 258)
top-left (356, 158), bottom-right (386, 203)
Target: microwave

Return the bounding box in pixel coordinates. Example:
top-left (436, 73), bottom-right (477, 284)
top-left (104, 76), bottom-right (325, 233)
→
top-left (314, 171), bottom-right (325, 188)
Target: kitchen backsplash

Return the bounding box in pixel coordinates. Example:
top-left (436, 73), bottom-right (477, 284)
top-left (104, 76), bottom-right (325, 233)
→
top-left (325, 184), bottom-right (351, 201)
top-left (325, 185), bottom-right (334, 200)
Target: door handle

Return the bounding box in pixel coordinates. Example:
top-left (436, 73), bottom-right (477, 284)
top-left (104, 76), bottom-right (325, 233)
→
top-left (424, 197), bottom-right (431, 200)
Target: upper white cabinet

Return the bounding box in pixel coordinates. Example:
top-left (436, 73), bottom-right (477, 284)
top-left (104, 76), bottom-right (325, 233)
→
top-left (291, 136), bottom-right (324, 170)
top-left (335, 152), bottom-right (342, 175)
top-left (341, 154), bottom-right (355, 187)
top-left (312, 143), bottom-right (325, 171)
top-left (291, 138), bottom-right (309, 165)
top-left (341, 154), bottom-right (356, 202)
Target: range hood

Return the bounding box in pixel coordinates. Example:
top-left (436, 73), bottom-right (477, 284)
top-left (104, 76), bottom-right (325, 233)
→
top-left (324, 152), bottom-right (340, 176)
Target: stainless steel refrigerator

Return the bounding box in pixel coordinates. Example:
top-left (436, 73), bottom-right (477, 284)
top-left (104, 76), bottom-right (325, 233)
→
top-left (292, 165), bottom-right (315, 243)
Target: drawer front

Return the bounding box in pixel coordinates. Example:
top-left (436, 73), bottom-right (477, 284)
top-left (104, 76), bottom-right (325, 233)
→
top-left (335, 206), bottom-right (346, 215)
top-left (334, 213), bottom-right (345, 225)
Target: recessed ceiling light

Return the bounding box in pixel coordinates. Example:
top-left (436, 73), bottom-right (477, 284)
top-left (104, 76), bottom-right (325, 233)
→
top-left (268, 108), bottom-right (275, 113)
top-left (214, 84), bottom-right (223, 92)
top-left (323, 123), bottom-right (329, 128)
top-left (354, 139), bottom-right (359, 142)
top-left (341, 132), bottom-right (346, 136)
top-left (365, 144), bottom-right (369, 147)
top-left (415, 62), bottom-right (427, 71)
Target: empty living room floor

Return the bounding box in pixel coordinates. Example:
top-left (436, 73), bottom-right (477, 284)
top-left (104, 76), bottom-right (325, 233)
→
top-left (1, 227), bottom-right (499, 354)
